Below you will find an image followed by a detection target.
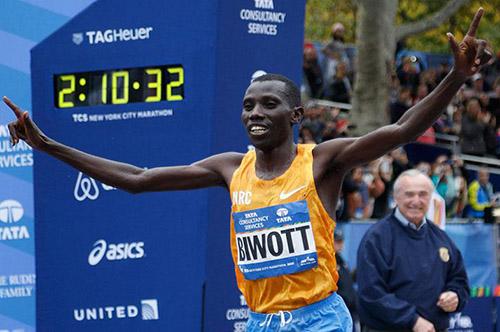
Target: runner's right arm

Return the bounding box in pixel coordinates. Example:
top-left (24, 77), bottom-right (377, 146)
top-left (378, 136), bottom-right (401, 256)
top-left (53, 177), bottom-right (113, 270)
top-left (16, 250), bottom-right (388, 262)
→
top-left (4, 96), bottom-right (242, 193)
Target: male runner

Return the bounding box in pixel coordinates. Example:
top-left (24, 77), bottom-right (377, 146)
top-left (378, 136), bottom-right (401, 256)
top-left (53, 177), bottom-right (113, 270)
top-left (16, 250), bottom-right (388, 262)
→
top-left (4, 9), bottom-right (491, 332)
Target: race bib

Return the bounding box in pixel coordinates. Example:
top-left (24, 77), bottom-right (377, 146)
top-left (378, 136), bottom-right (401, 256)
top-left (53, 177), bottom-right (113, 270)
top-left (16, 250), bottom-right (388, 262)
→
top-left (233, 200), bottom-right (318, 280)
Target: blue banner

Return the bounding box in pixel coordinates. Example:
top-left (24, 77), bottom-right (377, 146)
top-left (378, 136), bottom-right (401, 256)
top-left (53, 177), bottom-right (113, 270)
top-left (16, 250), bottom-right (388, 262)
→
top-left (337, 222), bottom-right (497, 288)
top-left (0, 2), bottom-right (95, 331)
top-left (31, 0), bottom-right (306, 330)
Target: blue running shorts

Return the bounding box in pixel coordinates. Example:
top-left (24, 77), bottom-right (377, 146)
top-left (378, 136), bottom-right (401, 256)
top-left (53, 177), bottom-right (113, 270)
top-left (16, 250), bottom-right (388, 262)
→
top-left (246, 292), bottom-right (353, 332)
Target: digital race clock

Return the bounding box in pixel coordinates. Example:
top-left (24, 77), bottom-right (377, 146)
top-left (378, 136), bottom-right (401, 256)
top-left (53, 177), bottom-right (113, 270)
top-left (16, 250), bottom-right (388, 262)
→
top-left (54, 64), bottom-right (184, 108)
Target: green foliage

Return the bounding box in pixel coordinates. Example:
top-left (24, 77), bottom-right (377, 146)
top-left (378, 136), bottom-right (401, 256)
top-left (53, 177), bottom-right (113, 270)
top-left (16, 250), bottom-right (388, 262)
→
top-left (304, 0), bottom-right (356, 43)
top-left (305, 0), bottom-right (499, 53)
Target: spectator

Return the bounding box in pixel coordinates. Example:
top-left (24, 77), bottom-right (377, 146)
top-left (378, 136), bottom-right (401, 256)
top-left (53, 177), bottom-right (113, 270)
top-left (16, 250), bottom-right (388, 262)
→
top-left (351, 166), bottom-right (370, 219)
top-left (338, 169), bottom-right (361, 222)
top-left (371, 156), bottom-right (393, 219)
top-left (397, 57), bottom-right (420, 92)
top-left (431, 155), bottom-right (457, 211)
top-left (472, 73), bottom-right (490, 95)
top-left (436, 62), bottom-right (451, 84)
top-left (322, 22), bottom-right (350, 87)
top-left (298, 126), bottom-right (316, 144)
top-left (325, 61), bottom-right (352, 103)
top-left (460, 98), bottom-right (487, 155)
top-left (357, 170), bottom-right (469, 331)
top-left (334, 229), bottom-right (358, 326)
top-left (390, 87), bottom-right (412, 124)
top-left (301, 103), bottom-right (325, 143)
top-left (302, 43), bottom-right (324, 99)
top-left (467, 167), bottom-right (495, 219)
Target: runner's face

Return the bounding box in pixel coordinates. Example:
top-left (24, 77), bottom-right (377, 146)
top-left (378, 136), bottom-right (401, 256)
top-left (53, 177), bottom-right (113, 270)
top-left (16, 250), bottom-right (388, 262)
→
top-left (242, 81), bottom-right (294, 150)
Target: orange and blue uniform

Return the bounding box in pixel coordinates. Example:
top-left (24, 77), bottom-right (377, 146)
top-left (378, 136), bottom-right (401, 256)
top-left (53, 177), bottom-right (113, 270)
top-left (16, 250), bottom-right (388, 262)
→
top-left (230, 144), bottom-right (352, 331)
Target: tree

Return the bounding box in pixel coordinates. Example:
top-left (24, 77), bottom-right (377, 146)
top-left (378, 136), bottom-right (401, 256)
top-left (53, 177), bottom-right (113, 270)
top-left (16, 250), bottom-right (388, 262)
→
top-left (350, 0), bottom-right (469, 134)
top-left (305, 0), bottom-right (499, 134)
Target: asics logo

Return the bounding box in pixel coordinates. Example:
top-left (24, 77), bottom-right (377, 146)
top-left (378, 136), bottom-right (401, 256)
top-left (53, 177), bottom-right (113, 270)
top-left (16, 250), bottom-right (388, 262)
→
top-left (88, 239), bottom-right (145, 266)
top-left (279, 185), bottom-right (306, 200)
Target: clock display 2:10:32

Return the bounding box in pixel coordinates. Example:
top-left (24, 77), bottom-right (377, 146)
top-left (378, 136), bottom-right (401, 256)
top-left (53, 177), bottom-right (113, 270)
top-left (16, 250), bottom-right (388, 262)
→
top-left (54, 64), bottom-right (184, 108)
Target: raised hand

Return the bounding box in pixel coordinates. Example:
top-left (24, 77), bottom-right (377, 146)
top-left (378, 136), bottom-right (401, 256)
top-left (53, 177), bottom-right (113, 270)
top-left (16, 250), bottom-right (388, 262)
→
top-left (447, 8), bottom-right (492, 77)
top-left (4, 96), bottom-right (48, 149)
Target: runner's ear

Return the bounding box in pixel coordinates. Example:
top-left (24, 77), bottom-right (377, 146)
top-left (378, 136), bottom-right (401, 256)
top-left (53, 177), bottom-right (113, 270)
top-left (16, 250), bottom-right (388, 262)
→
top-left (291, 106), bottom-right (304, 125)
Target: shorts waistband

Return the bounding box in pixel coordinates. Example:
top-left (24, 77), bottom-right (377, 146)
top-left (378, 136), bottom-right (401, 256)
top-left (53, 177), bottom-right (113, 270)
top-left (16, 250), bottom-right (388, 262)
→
top-left (249, 292), bottom-right (338, 320)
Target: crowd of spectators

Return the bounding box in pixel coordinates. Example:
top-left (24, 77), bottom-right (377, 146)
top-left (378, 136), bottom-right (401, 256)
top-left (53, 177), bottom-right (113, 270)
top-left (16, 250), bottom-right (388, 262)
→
top-left (300, 23), bottom-right (500, 222)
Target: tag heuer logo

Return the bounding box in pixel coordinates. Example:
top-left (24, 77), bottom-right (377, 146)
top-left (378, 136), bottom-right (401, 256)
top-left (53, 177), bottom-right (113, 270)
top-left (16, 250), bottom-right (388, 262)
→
top-left (72, 33), bottom-right (84, 45)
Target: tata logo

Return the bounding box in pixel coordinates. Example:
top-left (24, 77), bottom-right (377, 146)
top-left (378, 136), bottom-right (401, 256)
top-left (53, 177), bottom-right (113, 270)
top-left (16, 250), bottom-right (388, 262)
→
top-left (72, 33), bottom-right (83, 45)
top-left (0, 200), bottom-right (24, 223)
top-left (88, 239), bottom-right (145, 266)
top-left (74, 172), bottom-right (116, 202)
top-left (73, 299), bottom-right (159, 321)
top-left (276, 208), bottom-right (288, 217)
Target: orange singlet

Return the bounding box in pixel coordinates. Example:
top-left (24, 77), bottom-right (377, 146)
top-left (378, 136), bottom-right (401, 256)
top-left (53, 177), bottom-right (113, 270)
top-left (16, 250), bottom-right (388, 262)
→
top-left (230, 144), bottom-right (338, 313)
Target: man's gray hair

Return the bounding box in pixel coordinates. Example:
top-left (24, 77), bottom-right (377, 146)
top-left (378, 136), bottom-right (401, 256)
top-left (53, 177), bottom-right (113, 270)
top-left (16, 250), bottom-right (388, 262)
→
top-left (393, 169), bottom-right (434, 196)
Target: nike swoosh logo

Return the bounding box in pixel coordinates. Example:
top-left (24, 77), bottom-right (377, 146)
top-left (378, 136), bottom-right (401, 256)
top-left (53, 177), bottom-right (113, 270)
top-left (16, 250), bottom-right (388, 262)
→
top-left (279, 185), bottom-right (306, 200)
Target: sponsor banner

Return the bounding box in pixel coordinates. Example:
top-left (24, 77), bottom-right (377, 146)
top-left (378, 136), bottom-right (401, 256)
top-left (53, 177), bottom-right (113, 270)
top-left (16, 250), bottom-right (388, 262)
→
top-left (87, 239), bottom-right (145, 266)
top-left (449, 297), bottom-right (494, 332)
top-left (204, 0), bottom-right (306, 329)
top-left (0, 2), bottom-right (94, 331)
top-left (73, 298), bottom-right (159, 321)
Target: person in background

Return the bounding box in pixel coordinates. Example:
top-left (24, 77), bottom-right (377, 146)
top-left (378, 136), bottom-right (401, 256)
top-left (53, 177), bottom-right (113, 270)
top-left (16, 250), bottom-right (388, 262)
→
top-left (325, 61), bottom-right (352, 104)
top-left (357, 170), bottom-right (469, 332)
top-left (467, 167), bottom-right (496, 220)
top-left (460, 97), bottom-right (487, 155)
top-left (302, 43), bottom-right (324, 99)
top-left (334, 229), bottom-right (359, 328)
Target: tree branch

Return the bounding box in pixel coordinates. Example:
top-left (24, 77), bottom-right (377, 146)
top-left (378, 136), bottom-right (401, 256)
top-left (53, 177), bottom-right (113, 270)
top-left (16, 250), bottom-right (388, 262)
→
top-left (395, 0), bottom-right (469, 41)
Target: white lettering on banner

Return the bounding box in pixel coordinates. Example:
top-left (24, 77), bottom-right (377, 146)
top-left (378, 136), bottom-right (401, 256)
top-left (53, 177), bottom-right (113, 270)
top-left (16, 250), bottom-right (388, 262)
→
top-left (88, 239), bottom-right (145, 266)
top-left (226, 308), bottom-right (249, 320)
top-left (0, 286), bottom-right (33, 298)
top-left (236, 223), bottom-right (315, 264)
top-left (0, 226), bottom-right (30, 240)
top-left (255, 0), bottom-right (274, 9)
top-left (0, 139), bottom-right (32, 153)
top-left (72, 110), bottom-right (173, 124)
top-left (239, 1), bottom-right (286, 36)
top-left (0, 153), bottom-right (33, 168)
top-left (233, 321), bottom-right (246, 332)
top-left (73, 299), bottom-right (159, 321)
top-left (76, 27), bottom-right (153, 45)
top-left (0, 273), bottom-right (36, 299)
top-left (240, 10), bottom-right (285, 23)
top-left (0, 125), bottom-right (9, 137)
top-left (0, 137), bottom-right (33, 168)
top-left (449, 313), bottom-right (473, 329)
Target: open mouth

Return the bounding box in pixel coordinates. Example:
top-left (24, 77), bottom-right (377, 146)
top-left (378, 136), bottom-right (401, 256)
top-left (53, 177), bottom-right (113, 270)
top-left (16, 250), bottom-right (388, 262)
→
top-left (248, 125), bottom-right (269, 136)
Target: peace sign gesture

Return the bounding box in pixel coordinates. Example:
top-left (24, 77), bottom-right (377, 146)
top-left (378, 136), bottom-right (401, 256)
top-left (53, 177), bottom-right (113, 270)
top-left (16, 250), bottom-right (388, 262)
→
top-left (3, 96), bottom-right (48, 149)
top-left (447, 8), bottom-right (492, 77)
